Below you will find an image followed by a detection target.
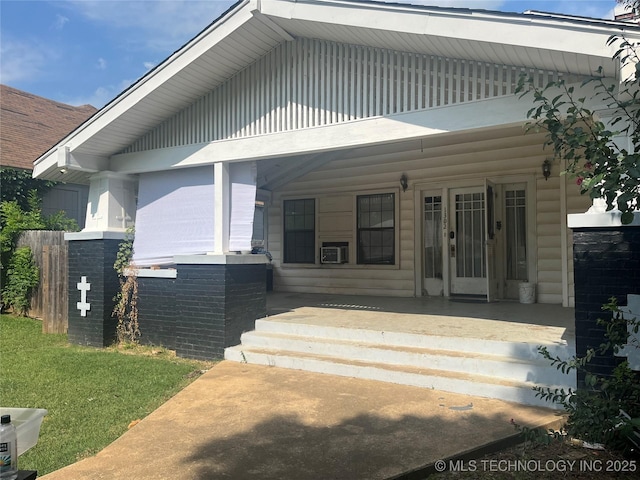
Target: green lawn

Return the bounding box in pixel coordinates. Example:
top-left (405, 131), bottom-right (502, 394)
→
top-left (0, 314), bottom-right (215, 476)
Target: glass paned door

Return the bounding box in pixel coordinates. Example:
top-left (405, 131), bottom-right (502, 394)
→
top-left (449, 187), bottom-right (487, 295)
top-left (423, 194), bottom-right (444, 296)
top-left (504, 184), bottom-right (528, 299)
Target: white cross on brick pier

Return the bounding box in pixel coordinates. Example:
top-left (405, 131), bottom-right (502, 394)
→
top-left (77, 276), bottom-right (91, 317)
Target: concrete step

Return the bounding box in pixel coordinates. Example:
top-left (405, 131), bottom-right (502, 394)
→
top-left (237, 330), bottom-right (571, 386)
top-left (253, 319), bottom-right (575, 360)
top-left (224, 319), bottom-right (576, 408)
top-left (224, 346), bottom-right (561, 408)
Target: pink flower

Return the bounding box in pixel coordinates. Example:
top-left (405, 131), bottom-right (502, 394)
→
top-left (576, 177), bottom-right (584, 186)
top-left (584, 162), bottom-right (593, 170)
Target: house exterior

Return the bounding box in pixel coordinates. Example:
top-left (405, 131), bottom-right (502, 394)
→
top-left (1, 84), bottom-right (96, 227)
top-left (31, 1), bottom-right (639, 360)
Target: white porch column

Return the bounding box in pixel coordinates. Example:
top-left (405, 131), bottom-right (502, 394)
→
top-left (84, 171), bottom-right (137, 232)
top-left (213, 162), bottom-right (230, 254)
top-left (229, 161), bottom-right (258, 252)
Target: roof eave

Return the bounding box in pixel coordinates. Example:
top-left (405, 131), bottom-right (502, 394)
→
top-left (32, 0), bottom-right (639, 182)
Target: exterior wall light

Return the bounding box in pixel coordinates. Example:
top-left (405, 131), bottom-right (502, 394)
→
top-left (400, 174), bottom-right (408, 192)
top-left (542, 159), bottom-right (552, 181)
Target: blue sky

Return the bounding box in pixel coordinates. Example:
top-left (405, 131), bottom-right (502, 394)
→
top-left (0, 0), bottom-right (623, 108)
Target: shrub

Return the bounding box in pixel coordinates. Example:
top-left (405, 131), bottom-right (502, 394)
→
top-left (535, 298), bottom-right (640, 453)
top-left (1, 246), bottom-right (40, 316)
top-left (112, 227), bottom-right (139, 344)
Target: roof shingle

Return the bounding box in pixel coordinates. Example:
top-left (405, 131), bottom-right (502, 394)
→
top-left (0, 84), bottom-right (97, 170)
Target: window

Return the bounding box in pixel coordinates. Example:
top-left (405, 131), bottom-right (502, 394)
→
top-left (357, 193), bottom-right (395, 265)
top-left (455, 192), bottom-right (486, 278)
top-left (505, 188), bottom-right (527, 280)
top-left (283, 199), bottom-right (315, 263)
top-left (424, 196), bottom-right (442, 278)
top-left (252, 201), bottom-right (265, 249)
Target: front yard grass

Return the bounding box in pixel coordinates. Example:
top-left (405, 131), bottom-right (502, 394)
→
top-left (0, 314), bottom-right (215, 476)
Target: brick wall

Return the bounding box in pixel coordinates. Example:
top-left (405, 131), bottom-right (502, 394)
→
top-left (137, 276), bottom-right (177, 350)
top-left (67, 237), bottom-right (267, 360)
top-left (172, 263), bottom-right (266, 360)
top-left (223, 265), bottom-right (267, 349)
top-left (67, 238), bottom-right (121, 347)
top-left (572, 226), bottom-right (640, 381)
top-left (174, 265), bottom-right (226, 360)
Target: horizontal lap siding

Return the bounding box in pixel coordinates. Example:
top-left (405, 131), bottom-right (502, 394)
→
top-left (535, 174), bottom-right (591, 304)
top-left (270, 130), bottom-right (570, 299)
top-left (536, 177), bottom-right (562, 303)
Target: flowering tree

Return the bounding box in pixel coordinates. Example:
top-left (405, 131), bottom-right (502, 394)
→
top-left (516, 33), bottom-right (640, 224)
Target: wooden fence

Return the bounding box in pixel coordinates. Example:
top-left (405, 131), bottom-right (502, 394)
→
top-left (16, 231), bottom-right (68, 333)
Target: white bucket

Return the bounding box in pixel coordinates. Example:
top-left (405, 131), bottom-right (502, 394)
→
top-left (519, 282), bottom-right (536, 304)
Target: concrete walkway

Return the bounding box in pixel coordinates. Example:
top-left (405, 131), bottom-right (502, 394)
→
top-left (41, 361), bottom-right (563, 480)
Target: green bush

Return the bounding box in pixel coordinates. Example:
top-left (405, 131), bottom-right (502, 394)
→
top-left (1, 246), bottom-right (40, 316)
top-left (0, 167), bottom-right (55, 211)
top-left (535, 298), bottom-right (640, 453)
top-left (0, 191), bottom-right (79, 312)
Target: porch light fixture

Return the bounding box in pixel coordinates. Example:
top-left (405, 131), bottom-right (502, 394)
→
top-left (400, 174), bottom-right (408, 192)
top-left (542, 160), bottom-right (552, 181)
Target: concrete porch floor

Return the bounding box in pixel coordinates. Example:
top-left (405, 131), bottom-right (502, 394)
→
top-left (265, 292), bottom-right (575, 348)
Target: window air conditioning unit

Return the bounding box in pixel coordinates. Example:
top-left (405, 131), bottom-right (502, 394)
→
top-left (321, 246), bottom-right (348, 264)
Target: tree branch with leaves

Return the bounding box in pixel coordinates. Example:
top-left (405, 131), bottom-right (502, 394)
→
top-left (516, 34), bottom-right (640, 224)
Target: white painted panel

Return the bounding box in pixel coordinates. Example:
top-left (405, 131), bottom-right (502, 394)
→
top-left (229, 162), bottom-right (257, 252)
top-left (133, 166), bottom-right (214, 266)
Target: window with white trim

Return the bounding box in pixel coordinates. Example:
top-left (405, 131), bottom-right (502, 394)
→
top-left (283, 199), bottom-right (315, 263)
top-left (357, 193), bottom-right (395, 265)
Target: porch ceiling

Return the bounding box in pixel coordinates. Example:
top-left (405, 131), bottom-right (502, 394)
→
top-left (33, 0), bottom-right (638, 185)
top-left (255, 122), bottom-right (544, 191)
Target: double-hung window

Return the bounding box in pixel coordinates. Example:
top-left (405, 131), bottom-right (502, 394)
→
top-left (283, 199), bottom-right (315, 263)
top-left (357, 193), bottom-right (395, 265)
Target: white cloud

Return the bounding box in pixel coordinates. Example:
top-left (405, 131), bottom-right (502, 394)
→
top-left (53, 14), bottom-right (70, 30)
top-left (97, 58), bottom-right (107, 70)
top-left (396, 1), bottom-right (614, 18)
top-left (553, 0), bottom-right (616, 19)
top-left (143, 61), bottom-right (156, 71)
top-left (0, 39), bottom-right (49, 84)
top-left (64, 0), bottom-right (232, 53)
top-left (63, 79), bottom-right (134, 108)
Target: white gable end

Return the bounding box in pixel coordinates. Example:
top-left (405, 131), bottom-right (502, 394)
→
top-left (121, 37), bottom-right (581, 155)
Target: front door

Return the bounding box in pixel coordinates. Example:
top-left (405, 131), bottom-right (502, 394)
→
top-left (449, 187), bottom-right (487, 296)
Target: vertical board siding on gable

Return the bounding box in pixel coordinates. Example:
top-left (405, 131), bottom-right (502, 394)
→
top-left (121, 38), bottom-right (578, 154)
